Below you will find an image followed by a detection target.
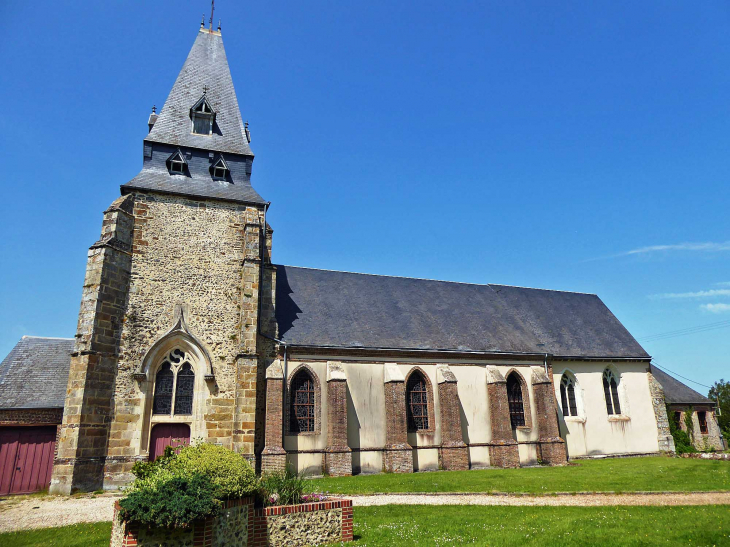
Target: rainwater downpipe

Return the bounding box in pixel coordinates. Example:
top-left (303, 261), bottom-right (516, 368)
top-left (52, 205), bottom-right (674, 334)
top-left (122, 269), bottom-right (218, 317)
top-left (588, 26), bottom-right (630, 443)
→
top-left (544, 353), bottom-right (549, 376)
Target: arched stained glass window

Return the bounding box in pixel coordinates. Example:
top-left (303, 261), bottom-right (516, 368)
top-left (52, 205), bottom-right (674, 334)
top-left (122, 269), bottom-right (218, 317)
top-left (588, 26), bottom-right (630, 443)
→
top-left (174, 362), bottom-right (195, 415)
top-left (153, 362), bottom-right (174, 415)
top-left (290, 370), bottom-right (315, 433)
top-left (507, 373), bottom-right (526, 429)
top-left (406, 372), bottom-right (430, 431)
top-left (560, 374), bottom-right (578, 417)
top-left (603, 369), bottom-right (621, 415)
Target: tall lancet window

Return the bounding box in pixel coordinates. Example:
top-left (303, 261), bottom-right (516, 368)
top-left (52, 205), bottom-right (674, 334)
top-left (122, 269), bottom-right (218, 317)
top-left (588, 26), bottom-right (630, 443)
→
top-left (153, 362), bottom-right (174, 415)
top-left (603, 369), bottom-right (622, 415)
top-left (560, 374), bottom-right (578, 417)
top-left (174, 363), bottom-right (195, 415)
top-left (152, 349), bottom-right (196, 416)
top-left (506, 373), bottom-right (526, 428)
top-left (190, 92), bottom-right (215, 135)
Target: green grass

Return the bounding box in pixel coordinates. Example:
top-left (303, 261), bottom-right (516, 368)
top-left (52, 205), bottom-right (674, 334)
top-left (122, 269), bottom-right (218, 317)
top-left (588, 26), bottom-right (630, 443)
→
top-left (0, 522), bottom-right (112, 547)
top-left (2, 506), bottom-right (729, 547)
top-left (349, 505), bottom-right (730, 546)
top-left (309, 456), bottom-right (730, 494)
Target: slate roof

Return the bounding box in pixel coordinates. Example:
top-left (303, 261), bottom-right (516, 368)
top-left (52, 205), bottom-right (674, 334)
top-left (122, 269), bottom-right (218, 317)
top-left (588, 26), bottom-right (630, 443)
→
top-left (0, 336), bottom-right (73, 409)
top-left (651, 365), bottom-right (714, 406)
top-left (274, 266), bottom-right (651, 359)
top-left (146, 29), bottom-right (253, 156)
top-left (124, 167), bottom-right (266, 204)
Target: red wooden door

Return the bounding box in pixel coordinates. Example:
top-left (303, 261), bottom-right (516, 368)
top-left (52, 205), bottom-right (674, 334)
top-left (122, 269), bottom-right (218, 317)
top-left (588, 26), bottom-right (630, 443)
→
top-left (0, 427), bottom-right (57, 495)
top-left (149, 424), bottom-right (190, 461)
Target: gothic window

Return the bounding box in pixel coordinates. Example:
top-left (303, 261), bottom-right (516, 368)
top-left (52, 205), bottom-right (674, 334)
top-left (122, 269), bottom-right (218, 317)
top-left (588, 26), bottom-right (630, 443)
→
top-left (290, 369), bottom-right (315, 433)
top-left (507, 373), bottom-right (526, 429)
top-left (174, 363), bottom-right (195, 415)
top-left (603, 369), bottom-right (621, 415)
top-left (152, 350), bottom-right (195, 416)
top-left (698, 411), bottom-right (708, 434)
top-left (167, 149), bottom-right (187, 175)
top-left (190, 93), bottom-right (215, 135)
top-left (153, 362), bottom-right (174, 415)
top-left (406, 371), bottom-right (430, 431)
top-left (210, 155), bottom-right (229, 180)
top-left (560, 374), bottom-right (578, 417)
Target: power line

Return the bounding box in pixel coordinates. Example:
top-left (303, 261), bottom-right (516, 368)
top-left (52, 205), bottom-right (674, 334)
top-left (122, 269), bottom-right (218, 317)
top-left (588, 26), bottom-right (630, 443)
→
top-left (651, 360), bottom-right (714, 390)
top-left (638, 319), bottom-right (730, 343)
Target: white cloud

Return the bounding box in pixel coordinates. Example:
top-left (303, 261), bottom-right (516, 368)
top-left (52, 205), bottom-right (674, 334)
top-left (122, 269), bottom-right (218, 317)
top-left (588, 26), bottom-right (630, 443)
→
top-left (624, 241), bottom-right (730, 256)
top-left (654, 289), bottom-right (730, 299)
top-left (584, 241), bottom-right (730, 262)
top-left (701, 303), bottom-right (730, 313)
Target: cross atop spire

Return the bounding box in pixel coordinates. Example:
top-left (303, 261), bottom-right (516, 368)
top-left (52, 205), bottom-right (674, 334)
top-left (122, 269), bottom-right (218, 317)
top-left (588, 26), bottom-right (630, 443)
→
top-left (209, 0), bottom-right (215, 31)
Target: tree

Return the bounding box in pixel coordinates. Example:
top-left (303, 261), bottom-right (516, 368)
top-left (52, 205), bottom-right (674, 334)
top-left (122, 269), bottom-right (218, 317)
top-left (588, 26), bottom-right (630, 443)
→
top-left (708, 379), bottom-right (730, 438)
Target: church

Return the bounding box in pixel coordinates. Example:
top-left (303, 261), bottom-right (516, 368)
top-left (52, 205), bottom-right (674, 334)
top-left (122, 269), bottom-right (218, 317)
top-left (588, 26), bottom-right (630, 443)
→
top-left (0, 22), bottom-right (689, 495)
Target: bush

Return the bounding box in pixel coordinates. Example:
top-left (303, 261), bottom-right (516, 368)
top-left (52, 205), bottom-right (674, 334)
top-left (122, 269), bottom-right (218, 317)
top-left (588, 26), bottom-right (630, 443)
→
top-left (119, 474), bottom-right (221, 529)
top-left (667, 405), bottom-right (697, 454)
top-left (166, 443), bottom-right (257, 499)
top-left (131, 445), bottom-right (176, 480)
top-left (259, 467), bottom-right (306, 506)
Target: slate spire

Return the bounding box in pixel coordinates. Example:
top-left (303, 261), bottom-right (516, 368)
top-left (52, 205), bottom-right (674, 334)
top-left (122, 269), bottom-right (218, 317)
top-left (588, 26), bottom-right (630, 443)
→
top-left (146, 27), bottom-right (253, 157)
top-left (123, 26), bottom-right (265, 205)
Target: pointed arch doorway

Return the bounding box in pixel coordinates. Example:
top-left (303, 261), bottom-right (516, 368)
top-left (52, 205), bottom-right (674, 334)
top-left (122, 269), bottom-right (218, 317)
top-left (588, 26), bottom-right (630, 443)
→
top-left (149, 423), bottom-right (190, 461)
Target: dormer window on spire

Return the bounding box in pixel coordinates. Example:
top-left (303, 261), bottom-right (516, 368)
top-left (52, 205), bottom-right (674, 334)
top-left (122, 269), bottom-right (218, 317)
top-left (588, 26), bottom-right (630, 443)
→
top-left (210, 155), bottom-right (230, 180)
top-left (167, 149), bottom-right (187, 175)
top-left (190, 90), bottom-right (215, 136)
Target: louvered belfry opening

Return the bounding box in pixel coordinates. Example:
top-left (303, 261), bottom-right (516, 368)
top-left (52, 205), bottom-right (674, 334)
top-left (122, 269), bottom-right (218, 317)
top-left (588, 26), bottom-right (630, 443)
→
top-left (406, 371), bottom-right (429, 431)
top-left (290, 370), bottom-right (315, 433)
top-left (507, 373), bottom-right (526, 429)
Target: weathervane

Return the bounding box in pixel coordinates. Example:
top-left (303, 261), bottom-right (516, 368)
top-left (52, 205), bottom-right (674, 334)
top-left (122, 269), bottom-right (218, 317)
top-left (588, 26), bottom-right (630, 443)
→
top-left (209, 0), bottom-right (215, 30)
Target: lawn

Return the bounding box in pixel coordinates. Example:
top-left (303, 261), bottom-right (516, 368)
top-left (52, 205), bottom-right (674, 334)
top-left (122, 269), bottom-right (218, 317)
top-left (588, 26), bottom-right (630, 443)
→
top-left (309, 456), bottom-right (730, 494)
top-left (2, 505), bottom-right (729, 546)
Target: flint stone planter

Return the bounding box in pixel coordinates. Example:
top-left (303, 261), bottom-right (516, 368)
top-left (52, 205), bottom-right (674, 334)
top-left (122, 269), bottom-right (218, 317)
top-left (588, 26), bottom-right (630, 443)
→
top-left (111, 497), bottom-right (353, 547)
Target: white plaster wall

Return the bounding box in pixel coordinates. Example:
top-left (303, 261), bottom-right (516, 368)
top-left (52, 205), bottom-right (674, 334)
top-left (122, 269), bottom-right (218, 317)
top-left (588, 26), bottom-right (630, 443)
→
top-left (553, 361), bottom-right (659, 457)
top-left (344, 362), bottom-right (386, 474)
top-left (450, 365), bottom-right (491, 467)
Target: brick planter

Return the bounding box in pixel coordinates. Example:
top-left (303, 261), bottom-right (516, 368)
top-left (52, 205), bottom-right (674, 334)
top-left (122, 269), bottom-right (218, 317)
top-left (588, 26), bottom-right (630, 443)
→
top-left (111, 497), bottom-right (353, 547)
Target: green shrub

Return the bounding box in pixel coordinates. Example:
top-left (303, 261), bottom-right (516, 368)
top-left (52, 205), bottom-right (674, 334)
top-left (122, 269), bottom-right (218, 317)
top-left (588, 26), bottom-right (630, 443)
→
top-left (165, 443), bottom-right (257, 499)
top-left (259, 467), bottom-right (306, 506)
top-left (119, 474), bottom-right (221, 529)
top-left (131, 445), bottom-right (176, 480)
top-left (667, 405), bottom-right (697, 454)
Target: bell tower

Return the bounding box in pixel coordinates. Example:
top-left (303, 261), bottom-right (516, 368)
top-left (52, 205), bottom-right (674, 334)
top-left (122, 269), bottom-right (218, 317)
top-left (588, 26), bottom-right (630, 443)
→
top-left (51, 23), bottom-right (275, 493)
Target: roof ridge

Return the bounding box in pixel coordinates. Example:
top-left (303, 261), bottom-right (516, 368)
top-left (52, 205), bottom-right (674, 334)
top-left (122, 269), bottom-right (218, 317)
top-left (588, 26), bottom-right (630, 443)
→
top-left (21, 335), bottom-right (74, 341)
top-left (275, 264), bottom-right (597, 296)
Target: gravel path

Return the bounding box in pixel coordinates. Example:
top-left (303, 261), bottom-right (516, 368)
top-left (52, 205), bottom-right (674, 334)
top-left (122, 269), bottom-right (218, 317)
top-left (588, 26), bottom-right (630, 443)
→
top-left (349, 491), bottom-right (730, 507)
top-left (1, 491), bottom-right (729, 533)
top-left (0, 493), bottom-right (121, 533)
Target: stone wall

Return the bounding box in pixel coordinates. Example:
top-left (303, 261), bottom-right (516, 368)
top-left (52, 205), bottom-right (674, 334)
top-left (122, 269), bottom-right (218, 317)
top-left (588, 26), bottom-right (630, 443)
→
top-left (102, 192), bottom-right (266, 488)
top-left (110, 497), bottom-right (353, 547)
top-left (647, 372), bottom-right (676, 453)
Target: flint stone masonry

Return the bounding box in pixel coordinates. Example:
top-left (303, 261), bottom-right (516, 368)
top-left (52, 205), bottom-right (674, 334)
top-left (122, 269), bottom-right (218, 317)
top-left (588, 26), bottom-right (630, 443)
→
top-left (647, 372), bottom-right (676, 453)
top-left (101, 192), bottom-right (266, 487)
top-left (110, 498), bottom-right (353, 547)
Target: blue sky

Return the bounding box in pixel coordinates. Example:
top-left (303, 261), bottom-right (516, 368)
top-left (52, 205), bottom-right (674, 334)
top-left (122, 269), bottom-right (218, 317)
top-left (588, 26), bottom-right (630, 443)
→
top-left (0, 1), bottom-right (728, 394)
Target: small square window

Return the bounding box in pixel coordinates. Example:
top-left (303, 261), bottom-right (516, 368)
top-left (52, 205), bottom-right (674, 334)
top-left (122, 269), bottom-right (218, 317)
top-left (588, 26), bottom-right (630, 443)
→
top-left (171, 161), bottom-right (185, 174)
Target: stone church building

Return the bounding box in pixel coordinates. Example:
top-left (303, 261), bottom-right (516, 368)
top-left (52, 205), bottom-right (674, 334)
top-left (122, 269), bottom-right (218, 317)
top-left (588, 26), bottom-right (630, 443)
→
top-left (4, 23), bottom-right (715, 495)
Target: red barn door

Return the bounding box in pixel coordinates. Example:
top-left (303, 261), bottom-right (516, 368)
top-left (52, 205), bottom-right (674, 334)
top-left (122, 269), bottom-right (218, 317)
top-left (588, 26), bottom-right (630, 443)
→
top-left (0, 426), bottom-right (57, 495)
top-left (149, 423), bottom-right (190, 461)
